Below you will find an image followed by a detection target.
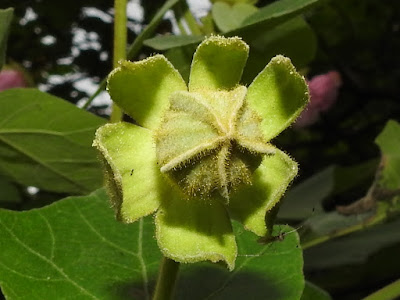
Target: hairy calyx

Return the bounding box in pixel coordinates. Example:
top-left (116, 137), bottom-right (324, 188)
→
top-left (155, 85), bottom-right (275, 200)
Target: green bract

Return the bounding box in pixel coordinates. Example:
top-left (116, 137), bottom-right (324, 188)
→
top-left (93, 36), bottom-right (309, 270)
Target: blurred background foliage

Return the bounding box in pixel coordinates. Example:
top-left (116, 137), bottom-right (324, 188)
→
top-left (0, 0), bottom-right (400, 299)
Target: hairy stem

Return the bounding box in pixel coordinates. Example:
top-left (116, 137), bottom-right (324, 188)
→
top-left (109, 0), bottom-right (127, 123)
top-left (153, 257), bottom-right (180, 300)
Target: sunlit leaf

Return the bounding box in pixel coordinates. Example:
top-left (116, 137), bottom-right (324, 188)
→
top-left (0, 189), bottom-right (161, 300)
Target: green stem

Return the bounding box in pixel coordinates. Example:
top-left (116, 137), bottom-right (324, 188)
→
top-left (153, 257), bottom-right (180, 300)
top-left (109, 0), bottom-right (127, 123)
top-left (362, 279), bottom-right (400, 300)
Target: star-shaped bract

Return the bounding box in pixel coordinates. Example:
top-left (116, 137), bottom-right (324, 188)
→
top-left (93, 36), bottom-right (309, 270)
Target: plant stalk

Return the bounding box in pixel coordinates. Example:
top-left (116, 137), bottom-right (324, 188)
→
top-left (153, 257), bottom-right (180, 300)
top-left (109, 0), bottom-right (127, 123)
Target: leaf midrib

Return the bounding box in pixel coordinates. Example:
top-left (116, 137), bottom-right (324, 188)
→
top-left (0, 135), bottom-right (90, 193)
top-left (0, 127), bottom-right (100, 135)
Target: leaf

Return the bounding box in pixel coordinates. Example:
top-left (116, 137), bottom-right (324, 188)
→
top-left (304, 218), bottom-right (400, 270)
top-left (375, 120), bottom-right (400, 189)
top-left (143, 35), bottom-right (204, 51)
top-left (176, 223), bottom-right (304, 299)
top-left (0, 190), bottom-right (304, 299)
top-left (212, 2), bottom-right (258, 32)
top-left (278, 166), bottom-right (334, 221)
top-left (143, 0), bottom-right (322, 52)
top-left (0, 8), bottom-right (13, 70)
top-left (278, 160), bottom-right (378, 221)
top-left (0, 189), bottom-right (162, 300)
top-left (0, 89), bottom-right (106, 194)
top-left (235, 0), bottom-right (321, 35)
top-left (301, 281), bottom-right (332, 300)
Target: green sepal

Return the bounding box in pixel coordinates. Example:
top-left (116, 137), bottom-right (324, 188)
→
top-left (189, 35), bottom-right (249, 92)
top-left (155, 195), bottom-right (237, 271)
top-left (154, 91), bottom-right (220, 172)
top-left (228, 148), bottom-right (298, 236)
top-left (247, 55), bottom-right (309, 141)
top-left (107, 55), bottom-right (187, 130)
top-left (93, 122), bottom-right (168, 223)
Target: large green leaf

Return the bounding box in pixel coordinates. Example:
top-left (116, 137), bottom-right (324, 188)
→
top-left (0, 190), bottom-right (304, 299)
top-left (177, 223), bottom-right (304, 299)
top-left (0, 8), bottom-right (13, 70)
top-left (0, 189), bottom-right (161, 300)
top-left (0, 89), bottom-right (105, 194)
top-left (375, 120), bottom-right (400, 190)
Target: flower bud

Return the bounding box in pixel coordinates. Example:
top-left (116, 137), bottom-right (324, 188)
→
top-left (295, 71), bottom-right (341, 128)
top-left (0, 69), bottom-right (27, 91)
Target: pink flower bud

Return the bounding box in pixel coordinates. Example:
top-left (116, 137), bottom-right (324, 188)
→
top-left (308, 71), bottom-right (341, 112)
top-left (0, 69), bottom-right (27, 91)
top-left (295, 71), bottom-right (342, 128)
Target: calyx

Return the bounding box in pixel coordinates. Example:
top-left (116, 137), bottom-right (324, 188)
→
top-left (155, 85), bottom-right (275, 200)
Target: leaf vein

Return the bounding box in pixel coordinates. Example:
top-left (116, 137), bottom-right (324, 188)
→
top-left (0, 218), bottom-right (99, 299)
top-left (70, 201), bottom-right (137, 257)
top-left (37, 212), bottom-right (56, 261)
